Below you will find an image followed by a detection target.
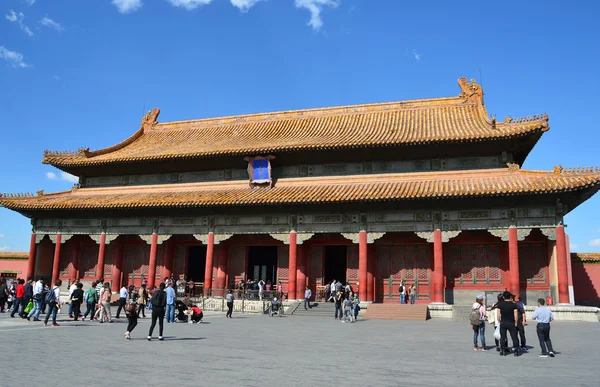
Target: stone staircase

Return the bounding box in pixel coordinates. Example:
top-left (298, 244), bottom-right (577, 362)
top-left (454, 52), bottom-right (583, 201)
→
top-left (291, 301), bottom-right (337, 318)
top-left (364, 304), bottom-right (429, 320)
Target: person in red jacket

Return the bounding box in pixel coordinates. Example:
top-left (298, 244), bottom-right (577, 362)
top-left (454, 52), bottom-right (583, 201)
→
top-left (10, 279), bottom-right (25, 318)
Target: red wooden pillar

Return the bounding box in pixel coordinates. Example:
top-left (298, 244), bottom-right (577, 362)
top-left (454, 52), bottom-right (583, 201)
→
top-left (556, 225), bottom-right (570, 304)
top-left (51, 234), bottom-right (62, 285)
top-left (508, 226), bottom-right (520, 298)
top-left (367, 244), bottom-right (375, 302)
top-left (296, 245), bottom-right (307, 300)
top-left (432, 229), bottom-right (444, 303)
top-left (70, 238), bottom-right (81, 282)
top-left (358, 231), bottom-right (368, 301)
top-left (112, 238), bottom-right (124, 292)
top-left (216, 244), bottom-right (228, 291)
top-left (26, 233), bottom-right (37, 279)
top-left (288, 231), bottom-right (298, 300)
top-left (204, 233), bottom-right (215, 292)
top-left (96, 233), bottom-right (106, 281)
top-left (163, 238), bottom-right (175, 281)
top-left (147, 233), bottom-right (158, 288)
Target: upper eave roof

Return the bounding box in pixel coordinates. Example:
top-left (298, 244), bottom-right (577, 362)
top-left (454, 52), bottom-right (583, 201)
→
top-left (571, 253), bottom-right (600, 263)
top-left (2, 166), bottom-right (598, 212)
top-left (42, 78), bottom-right (549, 169)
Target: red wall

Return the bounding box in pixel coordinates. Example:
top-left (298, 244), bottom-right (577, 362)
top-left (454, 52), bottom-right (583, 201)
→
top-left (572, 263), bottom-right (600, 306)
top-left (0, 258), bottom-right (28, 278)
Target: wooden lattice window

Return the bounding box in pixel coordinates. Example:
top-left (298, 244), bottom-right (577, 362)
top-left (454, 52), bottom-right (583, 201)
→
top-left (447, 243), bottom-right (502, 285)
top-left (519, 243), bottom-right (548, 285)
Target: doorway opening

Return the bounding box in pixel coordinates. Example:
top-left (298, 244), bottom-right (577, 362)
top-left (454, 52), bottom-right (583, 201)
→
top-left (187, 246), bottom-right (206, 283)
top-left (325, 245), bottom-right (347, 284)
top-left (247, 246), bottom-right (278, 285)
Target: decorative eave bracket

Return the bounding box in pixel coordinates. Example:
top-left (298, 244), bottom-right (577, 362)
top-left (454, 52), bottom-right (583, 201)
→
top-left (415, 230), bottom-right (461, 243)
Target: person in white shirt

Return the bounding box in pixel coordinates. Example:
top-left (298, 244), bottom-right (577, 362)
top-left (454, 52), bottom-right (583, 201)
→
top-left (44, 279), bottom-right (62, 326)
top-left (258, 280), bottom-right (265, 301)
top-left (68, 280), bottom-right (78, 318)
top-left (116, 285), bottom-right (129, 318)
top-left (27, 277), bottom-right (45, 321)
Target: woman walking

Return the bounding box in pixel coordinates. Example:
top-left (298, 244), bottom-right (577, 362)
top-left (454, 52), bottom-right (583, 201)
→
top-left (137, 284), bottom-right (147, 318)
top-left (124, 285), bottom-right (138, 340)
top-left (99, 282), bottom-right (113, 323)
top-left (148, 283), bottom-right (166, 341)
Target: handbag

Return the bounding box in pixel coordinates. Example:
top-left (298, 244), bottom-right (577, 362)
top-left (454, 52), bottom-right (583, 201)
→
top-left (488, 308), bottom-right (496, 325)
top-left (493, 325), bottom-right (501, 340)
top-left (24, 301), bottom-right (34, 314)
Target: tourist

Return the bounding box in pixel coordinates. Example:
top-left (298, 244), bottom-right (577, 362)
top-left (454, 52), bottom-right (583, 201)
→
top-left (511, 294), bottom-right (527, 352)
top-left (334, 291), bottom-right (343, 320)
top-left (304, 286), bottom-right (312, 310)
top-left (187, 303), bottom-right (203, 323)
top-left (258, 280), bottom-right (265, 301)
top-left (83, 281), bottom-right (98, 321)
top-left (21, 277), bottom-right (33, 319)
top-left (27, 277), bottom-right (45, 321)
top-left (399, 281), bottom-right (406, 304)
top-left (342, 294), bottom-right (353, 323)
top-left (266, 280), bottom-right (272, 293)
top-left (226, 289), bottom-right (234, 318)
top-left (70, 283), bottom-right (84, 321)
top-left (99, 282), bottom-right (113, 323)
top-left (124, 285), bottom-right (138, 340)
top-left (497, 291), bottom-right (520, 356)
top-left (532, 298), bottom-right (555, 358)
top-left (43, 279), bottom-right (61, 327)
top-left (410, 284), bottom-right (417, 304)
top-left (472, 295), bottom-right (488, 351)
top-left (352, 291), bottom-right (361, 321)
top-left (491, 294), bottom-right (503, 351)
top-left (137, 284), bottom-right (148, 318)
top-left (188, 279), bottom-right (195, 297)
top-left (165, 282), bottom-right (176, 323)
top-left (0, 281), bottom-right (7, 312)
top-left (148, 283), bottom-right (166, 341)
top-left (11, 278), bottom-right (25, 318)
top-left (116, 283), bottom-right (129, 318)
top-left (68, 280), bottom-right (78, 318)
top-left (277, 281), bottom-right (283, 299)
top-left (324, 282), bottom-right (331, 302)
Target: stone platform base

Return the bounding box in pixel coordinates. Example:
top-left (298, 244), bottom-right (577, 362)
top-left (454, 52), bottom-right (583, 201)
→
top-left (193, 297), bottom-right (296, 314)
top-left (437, 303), bottom-right (599, 323)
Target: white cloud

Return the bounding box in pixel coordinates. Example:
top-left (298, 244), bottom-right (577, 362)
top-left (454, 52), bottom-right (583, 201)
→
top-left (60, 172), bottom-right (79, 183)
top-left (168, 0), bottom-right (214, 10)
top-left (5, 10), bottom-right (34, 36)
top-left (412, 49), bottom-right (420, 61)
top-left (230, 0), bottom-right (263, 12)
top-left (23, 0), bottom-right (36, 6)
top-left (0, 246), bottom-right (9, 252)
top-left (294, 0), bottom-right (339, 31)
top-left (0, 46), bottom-right (30, 68)
top-left (588, 239), bottom-right (600, 247)
top-left (46, 172), bottom-right (57, 180)
top-left (40, 17), bottom-right (65, 32)
top-left (112, 0), bottom-right (143, 14)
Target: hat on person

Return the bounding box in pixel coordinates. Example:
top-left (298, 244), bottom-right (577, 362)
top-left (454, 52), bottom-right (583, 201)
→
top-left (502, 290), bottom-right (513, 299)
top-left (476, 294), bottom-right (486, 300)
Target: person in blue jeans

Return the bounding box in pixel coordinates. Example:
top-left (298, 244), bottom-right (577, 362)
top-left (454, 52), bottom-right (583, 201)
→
top-left (28, 277), bottom-right (45, 321)
top-left (43, 279), bottom-right (61, 327)
top-left (165, 283), bottom-right (176, 323)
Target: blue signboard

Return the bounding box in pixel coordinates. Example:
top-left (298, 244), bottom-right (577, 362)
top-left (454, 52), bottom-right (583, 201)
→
top-left (252, 159), bottom-right (269, 182)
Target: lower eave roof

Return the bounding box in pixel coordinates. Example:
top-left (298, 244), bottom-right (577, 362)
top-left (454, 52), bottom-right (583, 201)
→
top-left (1, 167), bottom-right (599, 213)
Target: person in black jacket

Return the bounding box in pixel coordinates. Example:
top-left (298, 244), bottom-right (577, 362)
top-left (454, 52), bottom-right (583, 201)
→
top-left (20, 277), bottom-right (33, 319)
top-left (148, 283), bottom-right (166, 341)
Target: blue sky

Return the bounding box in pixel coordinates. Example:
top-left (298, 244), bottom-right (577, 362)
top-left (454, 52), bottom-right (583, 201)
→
top-left (1, 0), bottom-right (599, 252)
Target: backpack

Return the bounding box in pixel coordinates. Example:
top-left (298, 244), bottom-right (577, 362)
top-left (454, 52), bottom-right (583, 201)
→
top-left (45, 287), bottom-right (56, 304)
top-left (398, 285), bottom-right (404, 293)
top-left (470, 308), bottom-right (481, 325)
top-left (151, 290), bottom-right (164, 307)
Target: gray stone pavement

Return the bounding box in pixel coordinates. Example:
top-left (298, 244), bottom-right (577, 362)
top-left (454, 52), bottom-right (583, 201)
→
top-left (0, 309), bottom-right (598, 387)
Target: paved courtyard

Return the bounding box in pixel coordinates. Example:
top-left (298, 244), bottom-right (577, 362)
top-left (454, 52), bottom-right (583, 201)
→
top-left (0, 309), bottom-right (598, 387)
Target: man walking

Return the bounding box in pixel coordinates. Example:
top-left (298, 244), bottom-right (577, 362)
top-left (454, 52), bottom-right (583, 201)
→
top-left (27, 277), bottom-right (45, 321)
top-left (304, 286), bottom-right (312, 310)
top-left (148, 283), bottom-right (166, 341)
top-left (511, 294), bottom-right (527, 352)
top-left (225, 289), bottom-right (234, 318)
top-left (532, 298), bottom-right (555, 358)
top-left (165, 282), bottom-right (176, 323)
top-left (43, 279), bottom-right (61, 327)
top-left (21, 277), bottom-right (33, 318)
top-left (10, 279), bottom-right (25, 318)
top-left (116, 283), bottom-right (128, 318)
top-left (497, 291), bottom-right (520, 356)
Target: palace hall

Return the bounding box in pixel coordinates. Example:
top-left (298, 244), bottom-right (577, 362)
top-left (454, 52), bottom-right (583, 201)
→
top-left (2, 78), bottom-right (599, 305)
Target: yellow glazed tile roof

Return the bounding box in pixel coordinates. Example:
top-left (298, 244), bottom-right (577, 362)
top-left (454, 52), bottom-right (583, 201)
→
top-left (571, 253), bottom-right (600, 263)
top-left (42, 78), bottom-right (549, 168)
top-left (2, 166), bottom-right (598, 211)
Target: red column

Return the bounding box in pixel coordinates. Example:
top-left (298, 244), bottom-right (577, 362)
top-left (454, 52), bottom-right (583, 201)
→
top-left (147, 233), bottom-right (158, 288)
top-left (112, 238), bottom-right (124, 292)
top-left (367, 244), bottom-right (375, 302)
top-left (26, 233), bottom-right (37, 279)
top-left (96, 233), bottom-right (106, 281)
top-left (163, 238), bottom-right (175, 281)
top-left (51, 234), bottom-right (62, 284)
top-left (288, 231), bottom-right (298, 300)
top-left (508, 227), bottom-right (520, 298)
top-left (204, 233), bottom-right (215, 292)
top-left (296, 245), bottom-right (307, 300)
top-left (70, 239), bottom-right (81, 282)
top-left (359, 231), bottom-right (368, 301)
top-left (556, 225), bottom-right (569, 304)
top-left (432, 229), bottom-right (444, 303)
top-left (216, 244), bottom-right (228, 292)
